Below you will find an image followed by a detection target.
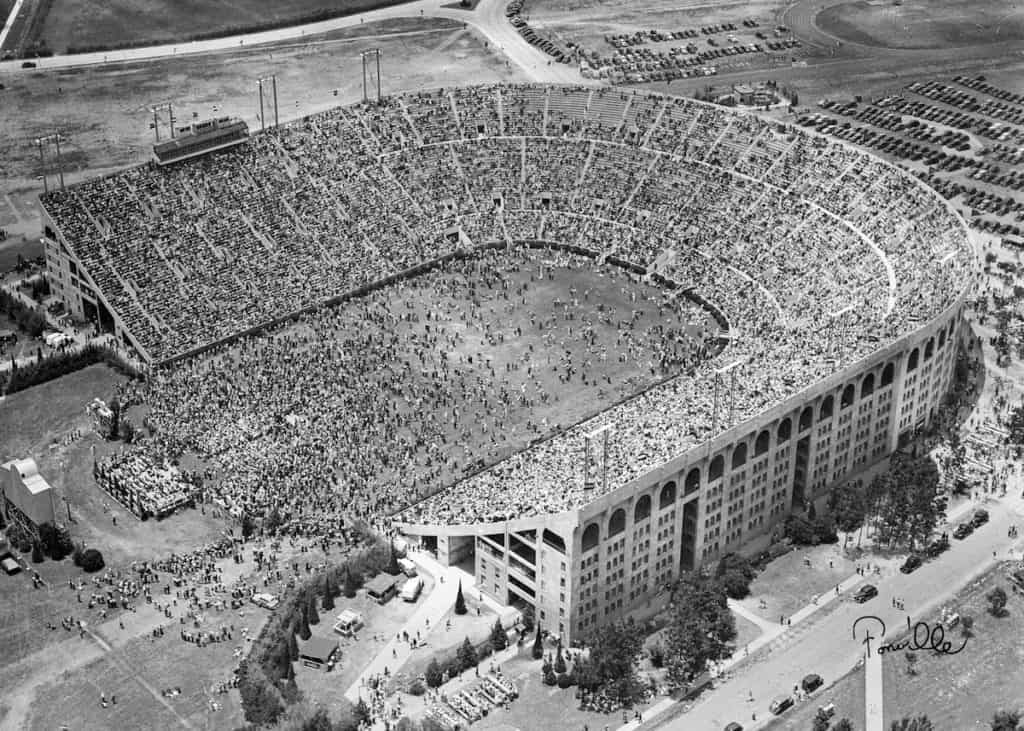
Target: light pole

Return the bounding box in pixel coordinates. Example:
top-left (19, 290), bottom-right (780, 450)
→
top-left (35, 134), bottom-right (67, 191)
top-left (360, 49), bottom-right (382, 104)
top-left (257, 76), bottom-right (280, 129)
top-left (149, 102), bottom-right (176, 142)
top-left (712, 359), bottom-right (745, 432)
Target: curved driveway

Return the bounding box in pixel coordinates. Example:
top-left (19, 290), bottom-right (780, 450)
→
top-left (0, 0), bottom-right (585, 83)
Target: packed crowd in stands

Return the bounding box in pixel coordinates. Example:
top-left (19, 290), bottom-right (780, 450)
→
top-left (42, 84), bottom-right (974, 528)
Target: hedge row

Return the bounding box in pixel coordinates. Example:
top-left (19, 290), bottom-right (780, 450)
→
top-left (1, 343), bottom-right (142, 395)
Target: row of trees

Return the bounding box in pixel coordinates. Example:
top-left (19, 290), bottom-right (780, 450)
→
top-left (2, 343), bottom-right (142, 396)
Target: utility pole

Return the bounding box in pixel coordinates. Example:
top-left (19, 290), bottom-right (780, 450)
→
top-left (257, 76), bottom-right (280, 129)
top-left (360, 49), bottom-right (383, 104)
top-left (35, 134), bottom-right (67, 191)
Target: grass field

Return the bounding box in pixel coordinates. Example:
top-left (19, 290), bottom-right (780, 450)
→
top-left (37, 0), bottom-right (418, 53)
top-left (769, 660), bottom-right (864, 729)
top-left (816, 0), bottom-right (1024, 50)
top-left (0, 17), bottom-right (525, 240)
top-left (739, 543), bottom-right (861, 622)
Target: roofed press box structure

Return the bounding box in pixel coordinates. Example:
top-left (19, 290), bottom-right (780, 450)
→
top-left (37, 85), bottom-right (977, 643)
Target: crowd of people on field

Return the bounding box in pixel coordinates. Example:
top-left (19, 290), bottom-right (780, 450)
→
top-left (41, 84), bottom-right (974, 527)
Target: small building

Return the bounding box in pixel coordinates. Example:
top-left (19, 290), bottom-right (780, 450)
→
top-left (299, 636), bottom-right (339, 670)
top-left (0, 329), bottom-right (16, 345)
top-left (333, 608), bottom-right (364, 637)
top-left (1, 458), bottom-right (57, 538)
top-left (365, 573), bottom-right (399, 604)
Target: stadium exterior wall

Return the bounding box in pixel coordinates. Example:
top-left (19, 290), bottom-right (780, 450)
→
top-left (399, 288), bottom-right (973, 644)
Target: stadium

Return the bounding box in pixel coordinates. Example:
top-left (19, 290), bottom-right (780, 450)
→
top-left (37, 84), bottom-right (977, 644)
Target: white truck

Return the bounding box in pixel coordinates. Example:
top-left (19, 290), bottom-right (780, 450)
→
top-left (399, 577), bottom-right (424, 602)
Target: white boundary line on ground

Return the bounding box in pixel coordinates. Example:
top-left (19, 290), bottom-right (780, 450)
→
top-left (0, 0), bottom-right (26, 51)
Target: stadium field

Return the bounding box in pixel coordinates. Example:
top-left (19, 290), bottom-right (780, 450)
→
top-left (37, 0), bottom-right (418, 54)
top-left (816, 0), bottom-right (1024, 50)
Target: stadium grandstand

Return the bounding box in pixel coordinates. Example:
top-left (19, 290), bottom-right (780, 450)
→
top-left (38, 84), bottom-right (978, 643)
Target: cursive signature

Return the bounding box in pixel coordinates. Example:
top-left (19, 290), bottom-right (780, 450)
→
top-left (851, 615), bottom-right (968, 657)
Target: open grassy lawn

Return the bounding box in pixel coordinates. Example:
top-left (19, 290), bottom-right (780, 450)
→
top-left (879, 564), bottom-right (1024, 728)
top-left (816, 0), bottom-right (1024, 50)
top-left (739, 542), bottom-right (860, 622)
top-left (39, 0), bottom-right (418, 53)
top-left (0, 17), bottom-right (525, 240)
top-left (0, 362), bottom-right (123, 457)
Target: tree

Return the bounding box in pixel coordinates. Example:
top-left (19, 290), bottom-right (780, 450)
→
top-left (987, 587), bottom-right (1009, 618)
top-left (55, 525), bottom-right (74, 560)
top-left (108, 397), bottom-right (121, 440)
top-left (829, 482), bottom-right (869, 533)
top-left (301, 706), bottom-right (333, 731)
top-left (991, 710), bottom-right (1023, 731)
top-left (38, 522), bottom-right (58, 558)
top-left (960, 614), bottom-right (974, 638)
top-left (321, 583), bottom-right (335, 612)
top-left (489, 618), bottom-right (508, 651)
top-left (891, 716), bottom-right (934, 731)
top-left (834, 719), bottom-right (854, 731)
top-left (343, 569), bottom-right (361, 598)
top-left (585, 619), bottom-right (646, 706)
top-left (307, 590), bottom-right (320, 625)
top-left (457, 636), bottom-right (477, 671)
top-left (665, 575), bottom-right (736, 689)
top-left (288, 629), bottom-right (300, 661)
top-left (784, 513), bottom-right (817, 545)
top-left (553, 638), bottom-right (567, 674)
top-left (454, 580), bottom-right (467, 615)
top-left (297, 603), bottom-right (312, 641)
top-left (813, 711), bottom-right (831, 731)
top-left (31, 540), bottom-right (44, 563)
top-left (241, 512), bottom-right (256, 540)
top-left (387, 541), bottom-right (402, 576)
top-left (531, 624), bottom-right (543, 660)
top-left (715, 553), bottom-right (757, 599)
top-left (354, 698), bottom-right (371, 727)
top-left (79, 548), bottom-right (104, 572)
top-left (425, 657), bottom-right (444, 688)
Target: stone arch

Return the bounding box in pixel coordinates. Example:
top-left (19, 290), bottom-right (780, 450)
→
top-left (608, 508), bottom-right (626, 537)
top-left (908, 347), bottom-right (919, 371)
top-left (841, 383), bottom-right (856, 410)
top-left (659, 481), bottom-right (677, 509)
top-left (778, 417), bottom-right (792, 442)
top-left (820, 394), bottom-right (834, 420)
top-left (732, 442), bottom-right (748, 470)
top-left (634, 495), bottom-right (652, 522)
top-left (582, 523), bottom-right (600, 552)
top-left (684, 467), bottom-right (701, 495)
top-left (861, 372), bottom-right (875, 399)
top-left (881, 362), bottom-right (895, 387)
top-left (799, 406), bottom-right (813, 432)
top-left (709, 455), bottom-right (725, 482)
top-left (755, 429), bottom-right (770, 457)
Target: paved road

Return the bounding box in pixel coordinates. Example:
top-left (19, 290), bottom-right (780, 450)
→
top-left (0, 0), bottom-right (585, 84)
top-left (658, 492), bottom-right (1024, 730)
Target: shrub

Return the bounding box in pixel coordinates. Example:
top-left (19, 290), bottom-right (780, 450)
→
top-left (556, 672), bottom-right (573, 688)
top-left (454, 580), bottom-right (467, 615)
top-left (407, 679), bottom-right (427, 696)
top-left (543, 667), bottom-right (557, 686)
top-left (425, 658), bottom-right (443, 688)
top-left (79, 548), bottom-right (104, 572)
top-left (31, 540), bottom-right (45, 563)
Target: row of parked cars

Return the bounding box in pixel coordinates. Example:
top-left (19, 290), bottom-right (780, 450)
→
top-left (505, 0), bottom-right (573, 64)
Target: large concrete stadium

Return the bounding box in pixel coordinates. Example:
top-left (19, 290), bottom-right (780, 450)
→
top-left (38, 84), bottom-right (978, 643)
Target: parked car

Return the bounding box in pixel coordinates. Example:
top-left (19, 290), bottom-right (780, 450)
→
top-left (900, 555), bottom-right (923, 574)
top-left (853, 584), bottom-right (878, 603)
top-left (954, 523), bottom-right (974, 540)
top-left (802, 673), bottom-right (823, 693)
top-left (971, 508), bottom-right (989, 527)
top-left (769, 695), bottom-right (794, 715)
top-left (926, 534), bottom-right (950, 557)
top-left (724, 723), bottom-right (744, 731)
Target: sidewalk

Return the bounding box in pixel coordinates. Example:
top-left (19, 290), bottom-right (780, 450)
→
top-left (864, 647), bottom-right (883, 731)
top-left (617, 571), bottom-right (867, 731)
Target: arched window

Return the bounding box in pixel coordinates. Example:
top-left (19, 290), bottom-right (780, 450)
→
top-left (709, 456), bottom-right (724, 482)
top-left (908, 348), bottom-right (919, 371)
top-left (778, 418), bottom-right (792, 442)
top-left (582, 523), bottom-right (600, 552)
top-left (924, 338), bottom-right (934, 360)
top-left (684, 468), bottom-right (701, 495)
top-left (841, 384), bottom-right (856, 410)
top-left (732, 443), bottom-right (748, 470)
top-left (861, 373), bottom-right (875, 398)
top-left (634, 495), bottom-right (651, 522)
top-left (659, 481), bottom-right (677, 509)
top-left (799, 406), bottom-right (813, 432)
top-left (608, 508), bottom-right (626, 537)
top-left (755, 430), bottom-right (770, 456)
top-left (948, 319), bottom-right (955, 340)
top-left (938, 328), bottom-right (946, 349)
top-left (881, 362), bottom-right (895, 387)
top-left (820, 394), bottom-right (834, 420)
